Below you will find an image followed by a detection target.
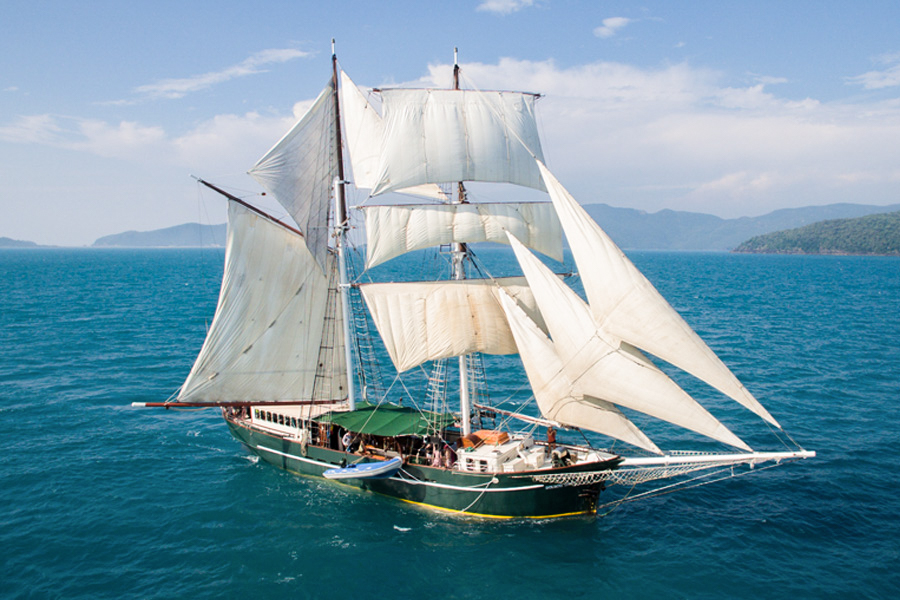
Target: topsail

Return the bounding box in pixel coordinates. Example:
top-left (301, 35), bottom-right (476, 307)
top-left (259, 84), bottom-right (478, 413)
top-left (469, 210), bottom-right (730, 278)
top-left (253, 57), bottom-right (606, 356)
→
top-left (248, 81), bottom-right (338, 272)
top-left (371, 88), bottom-right (546, 195)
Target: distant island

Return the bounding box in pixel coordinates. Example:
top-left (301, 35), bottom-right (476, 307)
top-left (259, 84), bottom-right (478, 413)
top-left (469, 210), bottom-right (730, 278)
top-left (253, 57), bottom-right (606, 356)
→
top-left (583, 202), bottom-right (900, 251)
top-left (734, 211), bottom-right (900, 256)
top-left (0, 237), bottom-right (40, 248)
top-left (92, 223), bottom-right (226, 248)
top-left (5, 202), bottom-right (900, 251)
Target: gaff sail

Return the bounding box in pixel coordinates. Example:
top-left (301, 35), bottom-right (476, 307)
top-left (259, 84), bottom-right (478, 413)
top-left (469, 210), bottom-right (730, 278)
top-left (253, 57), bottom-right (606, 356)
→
top-left (178, 201), bottom-right (347, 403)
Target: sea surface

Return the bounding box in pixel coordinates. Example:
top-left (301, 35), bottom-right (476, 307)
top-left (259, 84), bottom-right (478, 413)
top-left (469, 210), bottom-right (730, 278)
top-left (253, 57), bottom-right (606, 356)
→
top-left (1, 247), bottom-right (898, 599)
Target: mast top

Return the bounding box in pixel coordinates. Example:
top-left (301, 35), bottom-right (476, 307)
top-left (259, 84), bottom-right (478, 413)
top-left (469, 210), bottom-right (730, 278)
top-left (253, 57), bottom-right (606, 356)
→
top-left (332, 38), bottom-right (336, 57)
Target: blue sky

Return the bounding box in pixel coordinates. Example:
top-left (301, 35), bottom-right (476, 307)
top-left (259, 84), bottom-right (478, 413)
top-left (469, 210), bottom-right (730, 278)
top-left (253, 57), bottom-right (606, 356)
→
top-left (2, 0), bottom-right (900, 245)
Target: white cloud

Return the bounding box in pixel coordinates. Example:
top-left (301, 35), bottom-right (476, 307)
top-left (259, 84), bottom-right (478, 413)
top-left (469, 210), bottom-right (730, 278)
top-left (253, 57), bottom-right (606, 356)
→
top-left (133, 48), bottom-right (311, 99)
top-left (847, 64), bottom-right (900, 90)
top-left (476, 0), bottom-right (534, 15)
top-left (414, 57), bottom-right (900, 216)
top-left (0, 114), bottom-right (166, 158)
top-left (6, 56), bottom-right (900, 232)
top-left (594, 17), bottom-right (632, 38)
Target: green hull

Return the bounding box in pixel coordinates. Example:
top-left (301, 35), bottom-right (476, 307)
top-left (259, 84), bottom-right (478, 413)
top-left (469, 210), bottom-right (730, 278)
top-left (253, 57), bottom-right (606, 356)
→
top-left (225, 417), bottom-right (619, 518)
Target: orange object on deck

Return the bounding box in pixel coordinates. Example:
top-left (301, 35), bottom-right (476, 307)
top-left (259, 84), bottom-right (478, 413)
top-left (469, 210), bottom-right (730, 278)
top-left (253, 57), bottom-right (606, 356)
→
top-left (459, 430), bottom-right (510, 448)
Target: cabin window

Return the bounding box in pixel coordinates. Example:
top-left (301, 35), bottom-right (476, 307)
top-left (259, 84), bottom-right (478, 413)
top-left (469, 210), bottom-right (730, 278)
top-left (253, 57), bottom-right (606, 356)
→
top-left (266, 411), bottom-right (272, 422)
top-left (291, 417), bottom-right (297, 428)
top-left (254, 409), bottom-right (260, 419)
top-left (279, 414), bottom-right (285, 425)
top-left (478, 460), bottom-right (488, 473)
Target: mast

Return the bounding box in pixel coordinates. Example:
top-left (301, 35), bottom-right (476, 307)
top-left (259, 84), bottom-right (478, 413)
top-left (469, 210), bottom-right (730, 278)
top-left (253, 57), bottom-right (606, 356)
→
top-left (452, 47), bottom-right (472, 436)
top-left (332, 41), bottom-right (356, 411)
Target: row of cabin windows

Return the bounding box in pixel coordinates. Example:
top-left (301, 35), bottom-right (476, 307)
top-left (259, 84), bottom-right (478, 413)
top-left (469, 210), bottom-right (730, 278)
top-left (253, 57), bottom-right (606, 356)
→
top-left (254, 409), bottom-right (300, 429)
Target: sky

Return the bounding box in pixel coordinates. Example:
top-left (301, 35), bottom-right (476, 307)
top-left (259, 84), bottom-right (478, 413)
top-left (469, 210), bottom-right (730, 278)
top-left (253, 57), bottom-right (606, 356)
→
top-left (2, 0), bottom-right (900, 246)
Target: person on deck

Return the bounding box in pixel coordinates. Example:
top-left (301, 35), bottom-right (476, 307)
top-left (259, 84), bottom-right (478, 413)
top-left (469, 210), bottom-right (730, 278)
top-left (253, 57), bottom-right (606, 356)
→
top-left (442, 443), bottom-right (457, 468)
top-left (430, 442), bottom-right (442, 467)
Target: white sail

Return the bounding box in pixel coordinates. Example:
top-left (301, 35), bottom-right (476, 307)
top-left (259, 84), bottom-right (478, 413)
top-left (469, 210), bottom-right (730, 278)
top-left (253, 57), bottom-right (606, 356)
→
top-left (340, 71), bottom-right (382, 190)
top-left (178, 201), bottom-right (347, 403)
top-left (361, 202), bottom-right (563, 268)
top-left (507, 233), bottom-right (752, 451)
top-left (248, 81), bottom-right (337, 272)
top-left (537, 162), bottom-right (779, 427)
top-left (340, 71), bottom-right (448, 201)
top-left (360, 277), bottom-right (545, 372)
top-left (371, 88), bottom-right (545, 196)
top-left (497, 290), bottom-right (661, 454)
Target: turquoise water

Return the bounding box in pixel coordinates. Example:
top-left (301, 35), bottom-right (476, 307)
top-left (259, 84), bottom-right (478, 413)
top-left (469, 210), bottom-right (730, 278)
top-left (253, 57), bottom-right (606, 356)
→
top-left (1, 248), bottom-right (898, 599)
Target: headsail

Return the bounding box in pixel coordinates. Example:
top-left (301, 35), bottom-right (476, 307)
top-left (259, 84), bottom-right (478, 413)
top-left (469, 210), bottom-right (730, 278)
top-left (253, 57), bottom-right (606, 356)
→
top-left (371, 88), bottom-right (546, 196)
top-left (361, 202), bottom-right (563, 268)
top-left (497, 289), bottom-right (661, 454)
top-left (178, 201), bottom-right (347, 403)
top-left (507, 232), bottom-right (751, 451)
top-left (360, 277), bottom-right (546, 373)
top-left (248, 81), bottom-right (337, 272)
top-left (537, 161), bottom-right (779, 427)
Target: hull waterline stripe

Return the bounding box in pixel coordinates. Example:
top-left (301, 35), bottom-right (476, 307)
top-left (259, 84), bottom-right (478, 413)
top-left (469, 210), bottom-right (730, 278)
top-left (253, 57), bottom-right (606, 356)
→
top-left (256, 445), bottom-right (545, 493)
top-left (256, 445), bottom-right (334, 469)
top-left (397, 497), bottom-right (593, 520)
top-left (393, 471), bottom-right (544, 493)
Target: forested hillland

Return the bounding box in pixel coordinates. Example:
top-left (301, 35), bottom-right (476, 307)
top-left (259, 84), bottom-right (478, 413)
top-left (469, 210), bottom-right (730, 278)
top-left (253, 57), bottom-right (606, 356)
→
top-left (733, 211), bottom-right (900, 255)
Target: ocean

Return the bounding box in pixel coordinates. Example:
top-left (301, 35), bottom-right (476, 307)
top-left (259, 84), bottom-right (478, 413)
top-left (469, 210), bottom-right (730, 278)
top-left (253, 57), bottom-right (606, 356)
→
top-left (1, 247), bottom-right (897, 599)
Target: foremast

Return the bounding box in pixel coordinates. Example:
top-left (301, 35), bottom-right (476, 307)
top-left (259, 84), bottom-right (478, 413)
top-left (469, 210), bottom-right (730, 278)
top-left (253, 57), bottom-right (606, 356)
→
top-left (332, 40), bottom-right (356, 411)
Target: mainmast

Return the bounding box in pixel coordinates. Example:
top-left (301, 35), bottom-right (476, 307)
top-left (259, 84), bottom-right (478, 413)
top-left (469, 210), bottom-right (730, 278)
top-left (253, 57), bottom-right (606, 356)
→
top-left (452, 47), bottom-right (472, 436)
top-left (332, 40), bottom-right (356, 411)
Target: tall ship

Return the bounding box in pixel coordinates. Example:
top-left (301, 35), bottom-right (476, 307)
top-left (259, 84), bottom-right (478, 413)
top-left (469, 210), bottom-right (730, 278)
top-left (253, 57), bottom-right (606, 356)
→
top-left (136, 47), bottom-right (813, 518)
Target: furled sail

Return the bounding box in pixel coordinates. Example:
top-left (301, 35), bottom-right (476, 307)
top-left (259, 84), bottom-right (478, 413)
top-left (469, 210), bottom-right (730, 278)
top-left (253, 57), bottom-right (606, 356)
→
top-left (359, 277), bottom-right (546, 372)
top-left (248, 81), bottom-right (337, 272)
top-left (340, 71), bottom-right (448, 201)
top-left (497, 289), bottom-right (661, 454)
top-left (361, 202), bottom-right (563, 268)
top-left (371, 88), bottom-right (545, 196)
top-left (537, 162), bottom-right (779, 427)
top-left (507, 233), bottom-right (751, 451)
top-left (178, 201), bottom-right (347, 403)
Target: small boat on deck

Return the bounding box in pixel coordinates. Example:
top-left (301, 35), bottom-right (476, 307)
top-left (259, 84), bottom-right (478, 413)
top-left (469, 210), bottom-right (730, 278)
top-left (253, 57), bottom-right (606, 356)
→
top-left (324, 457), bottom-right (403, 480)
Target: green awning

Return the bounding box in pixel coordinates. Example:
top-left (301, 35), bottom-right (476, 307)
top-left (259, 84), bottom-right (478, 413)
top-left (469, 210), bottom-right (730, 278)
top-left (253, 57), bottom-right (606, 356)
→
top-left (316, 402), bottom-right (456, 437)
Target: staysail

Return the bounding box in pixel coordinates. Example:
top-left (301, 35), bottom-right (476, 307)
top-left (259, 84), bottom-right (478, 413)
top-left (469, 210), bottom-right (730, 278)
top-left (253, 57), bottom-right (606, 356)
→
top-left (178, 201), bottom-right (347, 403)
top-left (361, 202), bottom-right (563, 268)
top-left (537, 162), bottom-right (779, 427)
top-left (507, 232), bottom-right (751, 451)
top-left (360, 277), bottom-right (546, 372)
top-left (497, 289), bottom-right (661, 454)
top-left (371, 88), bottom-right (546, 196)
top-left (248, 81), bottom-right (338, 272)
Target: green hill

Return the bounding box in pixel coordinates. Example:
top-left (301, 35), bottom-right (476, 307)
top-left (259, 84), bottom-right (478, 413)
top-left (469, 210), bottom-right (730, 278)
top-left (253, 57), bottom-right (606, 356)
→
top-left (733, 211), bottom-right (900, 255)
